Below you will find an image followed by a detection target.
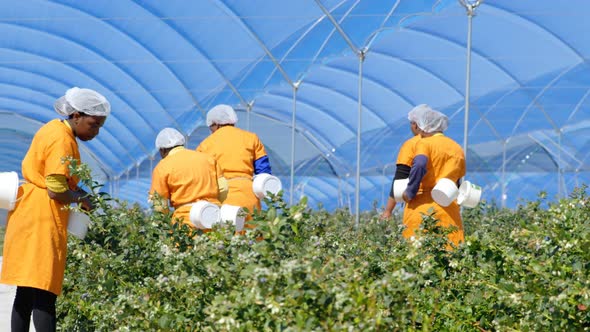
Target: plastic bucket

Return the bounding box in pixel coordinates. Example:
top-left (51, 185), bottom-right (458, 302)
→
top-left (68, 211), bottom-right (91, 239)
top-left (392, 178), bottom-right (409, 203)
top-left (220, 204), bottom-right (245, 232)
top-left (252, 173), bottom-right (282, 199)
top-left (0, 171), bottom-right (19, 211)
top-left (431, 178), bottom-right (459, 207)
top-left (457, 180), bottom-right (482, 208)
top-left (189, 200), bottom-right (220, 229)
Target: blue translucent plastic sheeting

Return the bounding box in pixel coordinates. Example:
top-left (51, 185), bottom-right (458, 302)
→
top-left (0, 0), bottom-right (588, 212)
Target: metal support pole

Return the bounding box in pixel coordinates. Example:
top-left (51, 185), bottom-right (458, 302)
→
top-left (246, 101), bottom-right (254, 131)
top-left (458, 0), bottom-right (482, 169)
top-left (558, 130), bottom-right (562, 198)
top-left (501, 139), bottom-right (507, 208)
top-left (354, 51), bottom-right (366, 229)
top-left (290, 82), bottom-right (300, 205)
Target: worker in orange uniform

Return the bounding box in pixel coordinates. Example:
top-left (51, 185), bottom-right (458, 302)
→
top-left (402, 108), bottom-right (466, 247)
top-left (197, 104), bottom-right (272, 227)
top-left (149, 127), bottom-right (227, 228)
top-left (1, 87), bottom-right (111, 331)
top-left (380, 104), bottom-right (431, 219)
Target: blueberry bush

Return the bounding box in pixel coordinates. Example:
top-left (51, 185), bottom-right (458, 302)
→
top-left (57, 162), bottom-right (589, 331)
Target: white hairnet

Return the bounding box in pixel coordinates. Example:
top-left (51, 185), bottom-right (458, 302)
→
top-left (416, 109), bottom-right (449, 133)
top-left (155, 128), bottom-right (186, 149)
top-left (206, 104), bottom-right (238, 127)
top-left (407, 104), bottom-right (432, 123)
top-left (54, 87), bottom-right (111, 117)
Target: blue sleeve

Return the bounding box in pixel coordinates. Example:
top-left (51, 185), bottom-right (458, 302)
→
top-left (404, 154), bottom-right (428, 200)
top-left (254, 155), bottom-right (272, 175)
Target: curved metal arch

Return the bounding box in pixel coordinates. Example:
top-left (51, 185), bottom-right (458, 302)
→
top-left (46, 0), bottom-right (197, 127)
top-left (488, 3), bottom-right (585, 63)
top-left (53, 0), bottom-right (207, 112)
top-left (294, 154), bottom-right (338, 177)
top-left (253, 98), bottom-right (348, 151)
top-left (470, 86), bottom-right (520, 141)
top-left (300, 81), bottom-right (394, 148)
top-left (259, 0), bottom-right (352, 88)
top-left (407, 16), bottom-right (584, 136)
top-left (368, 50), bottom-right (464, 99)
top-left (550, 120), bottom-right (590, 169)
top-left (249, 105), bottom-right (349, 174)
top-left (311, 63), bottom-right (401, 125)
top-left (209, 0), bottom-right (294, 86)
top-left (399, 26), bottom-right (546, 140)
top-left (0, 110), bottom-right (115, 176)
top-left (266, 88), bottom-right (356, 134)
top-left (529, 131), bottom-right (583, 167)
top-left (0, 81), bottom-right (132, 160)
top-left (0, 23), bottom-right (164, 142)
top-left (247, 106), bottom-right (332, 155)
top-left (293, 0), bottom-right (363, 82)
top-left (500, 139), bottom-right (556, 174)
top-left (567, 87), bottom-right (590, 123)
top-left (0, 45), bottom-right (153, 159)
top-left (510, 63), bottom-right (580, 137)
top-left (0, 67), bottom-right (139, 165)
top-left (0, 100), bottom-right (123, 174)
top-left (402, 26), bottom-right (520, 86)
top-left (131, 1), bottom-right (250, 108)
top-left (324, 58), bottom-right (417, 110)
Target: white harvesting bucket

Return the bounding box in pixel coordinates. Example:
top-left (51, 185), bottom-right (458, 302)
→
top-left (0, 171), bottom-right (19, 211)
top-left (189, 200), bottom-right (220, 229)
top-left (220, 204), bottom-right (245, 232)
top-left (68, 211), bottom-right (91, 239)
top-left (431, 178), bottom-right (459, 207)
top-left (457, 180), bottom-right (482, 208)
top-left (392, 178), bottom-right (409, 203)
top-left (252, 173), bottom-right (282, 199)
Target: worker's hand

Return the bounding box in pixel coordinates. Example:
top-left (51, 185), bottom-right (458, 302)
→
top-left (75, 190), bottom-right (94, 211)
top-left (380, 210), bottom-right (392, 220)
top-left (78, 197), bottom-right (93, 211)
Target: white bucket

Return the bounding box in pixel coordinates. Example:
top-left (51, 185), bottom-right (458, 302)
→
top-left (392, 178), bottom-right (409, 203)
top-left (431, 178), bottom-right (459, 207)
top-left (220, 204), bottom-right (245, 232)
top-left (0, 171), bottom-right (19, 211)
top-left (252, 173), bottom-right (282, 199)
top-left (68, 211), bottom-right (91, 239)
top-left (189, 200), bottom-right (220, 229)
top-left (457, 180), bottom-right (482, 208)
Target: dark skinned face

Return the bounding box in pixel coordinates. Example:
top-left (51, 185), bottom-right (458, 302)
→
top-left (71, 112), bottom-right (107, 141)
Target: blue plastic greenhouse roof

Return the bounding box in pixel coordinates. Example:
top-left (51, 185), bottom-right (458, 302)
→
top-left (0, 0), bottom-right (589, 211)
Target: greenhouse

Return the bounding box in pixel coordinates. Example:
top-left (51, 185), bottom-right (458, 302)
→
top-left (0, 0), bottom-right (588, 213)
top-left (1, 1), bottom-right (590, 330)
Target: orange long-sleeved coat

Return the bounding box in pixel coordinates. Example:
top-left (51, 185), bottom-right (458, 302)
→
top-left (1, 119), bottom-right (80, 295)
top-left (402, 134), bottom-right (466, 246)
top-left (197, 126), bottom-right (267, 221)
top-left (149, 147), bottom-right (222, 226)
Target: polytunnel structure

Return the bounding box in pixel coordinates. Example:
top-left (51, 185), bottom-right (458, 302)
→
top-left (0, 0), bottom-right (589, 213)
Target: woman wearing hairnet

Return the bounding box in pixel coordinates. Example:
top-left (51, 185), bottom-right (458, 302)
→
top-left (402, 108), bottom-right (466, 247)
top-left (380, 104), bottom-right (430, 219)
top-left (1, 87), bottom-right (111, 331)
top-left (197, 104), bottom-right (272, 226)
top-left (149, 127), bottom-right (227, 227)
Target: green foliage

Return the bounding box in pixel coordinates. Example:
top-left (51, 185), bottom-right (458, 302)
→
top-left (58, 162), bottom-right (590, 331)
